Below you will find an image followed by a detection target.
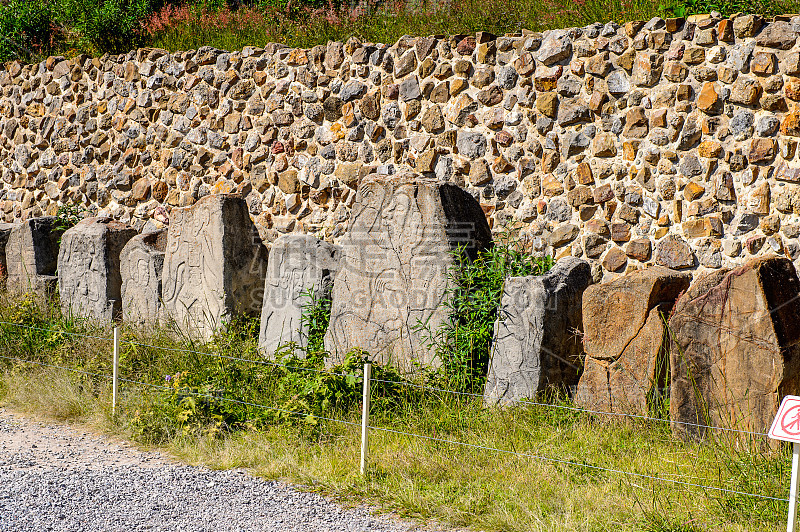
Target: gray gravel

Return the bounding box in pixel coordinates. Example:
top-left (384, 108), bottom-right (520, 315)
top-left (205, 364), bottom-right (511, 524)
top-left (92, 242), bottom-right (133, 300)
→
top-left (0, 408), bottom-right (427, 532)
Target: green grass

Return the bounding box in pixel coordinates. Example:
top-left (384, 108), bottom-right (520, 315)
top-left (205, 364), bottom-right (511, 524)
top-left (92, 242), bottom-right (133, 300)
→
top-left (0, 289), bottom-right (792, 532)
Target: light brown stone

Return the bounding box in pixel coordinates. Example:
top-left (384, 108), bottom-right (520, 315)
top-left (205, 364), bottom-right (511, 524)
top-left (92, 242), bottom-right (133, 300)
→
top-left (576, 266), bottom-right (691, 414)
top-left (670, 258), bottom-right (800, 440)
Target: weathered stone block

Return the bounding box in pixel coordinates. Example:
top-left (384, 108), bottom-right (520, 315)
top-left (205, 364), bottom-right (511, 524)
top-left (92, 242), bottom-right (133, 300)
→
top-left (258, 234), bottom-right (341, 356)
top-left (0, 223), bottom-right (13, 280)
top-left (669, 257), bottom-right (800, 439)
top-left (575, 266), bottom-right (691, 414)
top-left (325, 175), bottom-right (491, 369)
top-left (484, 258), bottom-right (593, 404)
top-left (121, 230), bottom-right (167, 326)
top-left (58, 218), bottom-right (137, 322)
top-left (6, 217), bottom-right (60, 294)
top-left (162, 194), bottom-right (268, 341)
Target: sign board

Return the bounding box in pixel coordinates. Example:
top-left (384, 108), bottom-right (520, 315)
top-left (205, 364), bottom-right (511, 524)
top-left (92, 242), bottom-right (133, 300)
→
top-left (769, 396), bottom-right (800, 443)
top-left (769, 395), bottom-right (800, 532)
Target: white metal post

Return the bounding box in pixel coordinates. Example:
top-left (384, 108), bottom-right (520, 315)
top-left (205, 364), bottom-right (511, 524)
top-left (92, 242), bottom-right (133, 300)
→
top-left (360, 362), bottom-right (372, 476)
top-left (789, 442), bottom-right (800, 532)
top-left (112, 326), bottom-right (120, 417)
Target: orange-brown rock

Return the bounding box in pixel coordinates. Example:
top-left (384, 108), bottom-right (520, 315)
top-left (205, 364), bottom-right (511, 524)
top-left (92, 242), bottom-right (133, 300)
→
top-left (576, 266), bottom-right (692, 414)
top-left (697, 83), bottom-right (721, 114)
top-left (669, 257), bottom-right (800, 440)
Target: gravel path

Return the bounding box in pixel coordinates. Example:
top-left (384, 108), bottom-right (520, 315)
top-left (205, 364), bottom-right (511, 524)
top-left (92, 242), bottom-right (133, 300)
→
top-left (0, 408), bottom-right (430, 532)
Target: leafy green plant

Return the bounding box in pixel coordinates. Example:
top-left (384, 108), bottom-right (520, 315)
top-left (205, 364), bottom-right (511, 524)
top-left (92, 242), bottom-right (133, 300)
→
top-left (299, 286), bottom-right (332, 356)
top-left (0, 1), bottom-right (60, 62)
top-left (422, 232), bottom-right (553, 393)
top-left (53, 204), bottom-right (84, 236)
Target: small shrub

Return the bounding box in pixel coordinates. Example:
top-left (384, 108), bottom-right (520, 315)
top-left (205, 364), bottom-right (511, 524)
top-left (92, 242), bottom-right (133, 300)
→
top-left (300, 286), bottom-right (332, 356)
top-left (59, 0), bottom-right (155, 53)
top-left (0, 1), bottom-right (60, 61)
top-left (423, 232), bottom-right (553, 393)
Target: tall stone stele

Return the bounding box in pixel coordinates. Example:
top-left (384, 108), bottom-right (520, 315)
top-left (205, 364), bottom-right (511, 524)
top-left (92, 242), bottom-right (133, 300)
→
top-left (669, 256), bottom-right (800, 440)
top-left (259, 234), bottom-right (342, 356)
top-left (0, 222), bottom-right (14, 280)
top-left (6, 216), bottom-right (61, 294)
top-left (120, 229), bottom-right (167, 326)
top-left (483, 257), bottom-right (593, 405)
top-left (58, 217), bottom-right (138, 322)
top-left (324, 174), bottom-right (492, 369)
top-left (575, 266), bottom-right (691, 415)
top-left (161, 194), bottom-right (268, 341)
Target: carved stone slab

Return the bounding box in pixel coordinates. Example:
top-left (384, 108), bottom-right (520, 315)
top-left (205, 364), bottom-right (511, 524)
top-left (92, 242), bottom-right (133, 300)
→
top-left (483, 257), bottom-right (593, 405)
top-left (0, 222), bottom-right (13, 280)
top-left (258, 234), bottom-right (341, 356)
top-left (58, 217), bottom-right (138, 322)
top-left (120, 229), bottom-right (167, 326)
top-left (161, 194), bottom-right (268, 341)
top-left (324, 175), bottom-right (492, 369)
top-left (669, 257), bottom-right (800, 440)
top-left (6, 216), bottom-right (60, 294)
top-left (575, 266), bottom-right (691, 415)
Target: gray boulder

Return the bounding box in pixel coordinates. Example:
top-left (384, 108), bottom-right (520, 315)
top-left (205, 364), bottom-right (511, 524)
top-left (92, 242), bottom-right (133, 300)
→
top-left (325, 174), bottom-right (492, 369)
top-left (483, 258), bottom-right (593, 405)
top-left (258, 234), bottom-right (341, 356)
top-left (161, 194), bottom-right (268, 341)
top-left (6, 217), bottom-right (60, 294)
top-left (120, 230), bottom-right (167, 326)
top-left (58, 217), bottom-right (138, 322)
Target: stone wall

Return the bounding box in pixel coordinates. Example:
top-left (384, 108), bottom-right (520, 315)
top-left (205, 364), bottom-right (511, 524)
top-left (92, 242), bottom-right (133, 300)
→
top-left (4, 14), bottom-right (800, 278)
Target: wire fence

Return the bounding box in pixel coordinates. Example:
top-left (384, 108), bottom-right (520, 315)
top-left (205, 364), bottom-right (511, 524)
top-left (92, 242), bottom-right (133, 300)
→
top-left (0, 320), bottom-right (790, 507)
top-left (368, 376), bottom-right (771, 438)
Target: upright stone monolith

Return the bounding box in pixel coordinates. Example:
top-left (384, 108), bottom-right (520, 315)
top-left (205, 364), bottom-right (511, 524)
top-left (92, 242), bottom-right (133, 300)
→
top-left (669, 256), bottom-right (800, 440)
top-left (6, 217), bottom-right (60, 294)
top-left (575, 266), bottom-right (691, 415)
top-left (324, 174), bottom-right (492, 369)
top-left (258, 234), bottom-right (342, 356)
top-left (0, 223), bottom-right (13, 280)
top-left (120, 229), bottom-right (167, 326)
top-left (58, 217), bottom-right (138, 321)
top-left (483, 257), bottom-right (593, 405)
top-left (161, 194), bottom-right (268, 341)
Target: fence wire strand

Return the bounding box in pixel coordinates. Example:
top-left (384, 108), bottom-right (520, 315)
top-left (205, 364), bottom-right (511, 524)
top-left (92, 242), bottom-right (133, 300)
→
top-left (0, 320), bottom-right (351, 378)
top-left (0, 317), bottom-right (774, 437)
top-left (123, 340), bottom-right (353, 378)
top-left (0, 320), bottom-right (113, 342)
top-left (0, 353), bottom-right (112, 380)
top-left (117, 377), bottom-right (360, 428)
top-left (368, 377), bottom-right (770, 438)
top-left (367, 424), bottom-right (788, 502)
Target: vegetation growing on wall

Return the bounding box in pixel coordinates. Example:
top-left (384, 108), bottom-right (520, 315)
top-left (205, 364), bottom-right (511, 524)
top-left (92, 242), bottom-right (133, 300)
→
top-left (3, 0), bottom-right (800, 62)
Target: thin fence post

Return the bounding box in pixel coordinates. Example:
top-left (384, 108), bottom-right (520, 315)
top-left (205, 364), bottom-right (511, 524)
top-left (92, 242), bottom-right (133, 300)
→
top-left (789, 442), bottom-right (800, 532)
top-left (360, 362), bottom-right (372, 476)
top-left (112, 326), bottom-right (120, 417)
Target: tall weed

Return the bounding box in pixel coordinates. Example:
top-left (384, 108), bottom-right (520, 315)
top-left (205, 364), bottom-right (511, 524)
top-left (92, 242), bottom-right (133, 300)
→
top-left (423, 233), bottom-right (553, 393)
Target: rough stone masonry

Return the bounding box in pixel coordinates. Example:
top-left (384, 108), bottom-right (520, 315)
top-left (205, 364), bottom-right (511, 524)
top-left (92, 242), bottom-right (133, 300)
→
top-left (4, 14), bottom-right (800, 281)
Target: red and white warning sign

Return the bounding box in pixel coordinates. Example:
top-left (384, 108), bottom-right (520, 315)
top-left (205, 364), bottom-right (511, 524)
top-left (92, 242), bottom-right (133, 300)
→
top-left (769, 395), bottom-right (800, 443)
